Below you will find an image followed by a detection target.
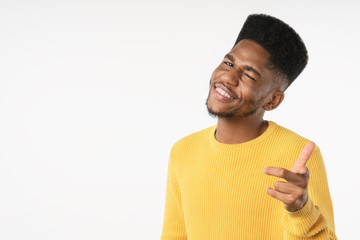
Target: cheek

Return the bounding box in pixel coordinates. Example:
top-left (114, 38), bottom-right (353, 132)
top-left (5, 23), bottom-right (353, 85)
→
top-left (239, 85), bottom-right (268, 104)
top-left (210, 66), bottom-right (223, 82)
top-left (239, 85), bottom-right (258, 99)
top-left (209, 72), bottom-right (215, 85)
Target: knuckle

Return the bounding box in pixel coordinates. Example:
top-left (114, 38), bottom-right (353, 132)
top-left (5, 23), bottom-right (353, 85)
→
top-left (294, 189), bottom-right (304, 198)
top-left (298, 181), bottom-right (308, 189)
top-left (299, 188), bottom-right (305, 195)
top-left (284, 196), bottom-right (294, 205)
top-left (279, 168), bottom-right (287, 177)
top-left (287, 195), bottom-right (297, 205)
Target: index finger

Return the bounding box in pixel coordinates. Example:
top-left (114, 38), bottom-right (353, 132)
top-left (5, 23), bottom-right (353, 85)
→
top-left (291, 141), bottom-right (315, 174)
top-left (263, 167), bottom-right (304, 184)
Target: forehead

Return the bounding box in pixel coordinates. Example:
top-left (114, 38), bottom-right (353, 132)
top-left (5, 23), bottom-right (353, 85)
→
top-left (227, 39), bottom-right (271, 75)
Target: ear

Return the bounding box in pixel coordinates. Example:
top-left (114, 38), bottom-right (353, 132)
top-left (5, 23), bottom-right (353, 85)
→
top-left (263, 91), bottom-right (285, 111)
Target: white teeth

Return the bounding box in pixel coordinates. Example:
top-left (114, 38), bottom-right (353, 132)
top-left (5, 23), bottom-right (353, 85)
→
top-left (216, 87), bottom-right (233, 99)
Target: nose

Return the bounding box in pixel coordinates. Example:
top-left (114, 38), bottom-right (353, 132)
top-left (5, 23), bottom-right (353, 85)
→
top-left (221, 68), bottom-right (242, 87)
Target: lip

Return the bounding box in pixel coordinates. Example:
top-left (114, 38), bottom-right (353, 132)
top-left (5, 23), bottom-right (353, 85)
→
top-left (212, 83), bottom-right (237, 102)
top-left (213, 83), bottom-right (238, 99)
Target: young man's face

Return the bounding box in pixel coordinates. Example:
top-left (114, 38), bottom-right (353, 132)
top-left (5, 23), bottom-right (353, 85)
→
top-left (206, 39), bottom-right (278, 119)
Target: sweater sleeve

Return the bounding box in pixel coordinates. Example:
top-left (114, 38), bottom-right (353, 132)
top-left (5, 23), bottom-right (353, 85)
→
top-left (281, 146), bottom-right (337, 239)
top-left (160, 149), bottom-right (187, 240)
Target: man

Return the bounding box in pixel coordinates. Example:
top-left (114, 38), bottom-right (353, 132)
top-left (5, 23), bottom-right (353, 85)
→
top-left (161, 14), bottom-right (337, 239)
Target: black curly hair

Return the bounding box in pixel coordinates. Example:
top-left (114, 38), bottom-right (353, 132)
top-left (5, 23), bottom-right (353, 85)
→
top-left (234, 14), bottom-right (308, 90)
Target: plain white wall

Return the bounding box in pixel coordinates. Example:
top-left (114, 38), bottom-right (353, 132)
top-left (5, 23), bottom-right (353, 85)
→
top-left (0, 0), bottom-right (358, 239)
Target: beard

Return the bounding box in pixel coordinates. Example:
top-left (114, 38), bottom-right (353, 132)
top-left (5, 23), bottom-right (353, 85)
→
top-left (205, 90), bottom-right (263, 119)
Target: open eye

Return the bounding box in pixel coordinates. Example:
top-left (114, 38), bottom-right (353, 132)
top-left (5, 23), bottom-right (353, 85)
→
top-left (223, 61), bottom-right (234, 67)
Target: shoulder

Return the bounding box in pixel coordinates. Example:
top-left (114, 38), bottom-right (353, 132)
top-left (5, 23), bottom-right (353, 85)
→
top-left (271, 121), bottom-right (312, 147)
top-left (170, 125), bottom-right (214, 154)
top-left (272, 122), bottom-right (308, 140)
top-left (269, 121), bottom-right (322, 167)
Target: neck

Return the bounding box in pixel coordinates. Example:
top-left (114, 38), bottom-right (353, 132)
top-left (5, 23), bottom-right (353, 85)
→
top-left (215, 116), bottom-right (268, 144)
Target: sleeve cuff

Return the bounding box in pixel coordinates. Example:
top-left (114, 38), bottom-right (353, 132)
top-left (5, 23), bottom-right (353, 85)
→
top-left (281, 197), bottom-right (322, 236)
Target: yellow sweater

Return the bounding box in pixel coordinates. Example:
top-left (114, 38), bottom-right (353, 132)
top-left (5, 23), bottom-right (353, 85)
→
top-left (161, 121), bottom-right (337, 240)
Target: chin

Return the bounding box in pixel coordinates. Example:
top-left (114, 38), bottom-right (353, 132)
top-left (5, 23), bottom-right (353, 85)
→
top-left (206, 104), bottom-right (235, 119)
top-left (206, 93), bottom-right (242, 118)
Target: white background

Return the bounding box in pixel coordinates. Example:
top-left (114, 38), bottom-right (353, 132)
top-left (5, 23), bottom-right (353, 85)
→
top-left (0, 0), bottom-right (359, 239)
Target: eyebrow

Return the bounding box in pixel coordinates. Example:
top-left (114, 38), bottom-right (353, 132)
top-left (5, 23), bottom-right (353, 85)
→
top-left (224, 54), bottom-right (262, 78)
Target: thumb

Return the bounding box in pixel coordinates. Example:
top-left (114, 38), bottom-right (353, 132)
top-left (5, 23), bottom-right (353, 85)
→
top-left (291, 141), bottom-right (316, 174)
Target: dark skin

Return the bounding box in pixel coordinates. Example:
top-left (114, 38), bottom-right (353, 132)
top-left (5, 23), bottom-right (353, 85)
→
top-left (206, 39), bottom-right (284, 143)
top-left (206, 39), bottom-right (315, 212)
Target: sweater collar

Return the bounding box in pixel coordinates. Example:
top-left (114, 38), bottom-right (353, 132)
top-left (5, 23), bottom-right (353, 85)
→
top-left (209, 120), bottom-right (277, 151)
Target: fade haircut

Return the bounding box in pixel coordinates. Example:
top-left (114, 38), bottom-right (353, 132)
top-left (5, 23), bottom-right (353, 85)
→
top-left (234, 14), bottom-right (308, 90)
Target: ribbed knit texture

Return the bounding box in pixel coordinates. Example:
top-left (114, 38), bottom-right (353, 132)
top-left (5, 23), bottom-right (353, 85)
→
top-left (161, 121), bottom-right (337, 240)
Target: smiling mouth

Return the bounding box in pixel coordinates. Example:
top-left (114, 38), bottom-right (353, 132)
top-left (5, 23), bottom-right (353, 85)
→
top-left (213, 83), bottom-right (237, 100)
top-left (215, 87), bottom-right (234, 99)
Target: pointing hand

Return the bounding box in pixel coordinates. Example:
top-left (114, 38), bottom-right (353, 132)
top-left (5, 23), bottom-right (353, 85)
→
top-left (262, 142), bottom-right (316, 212)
